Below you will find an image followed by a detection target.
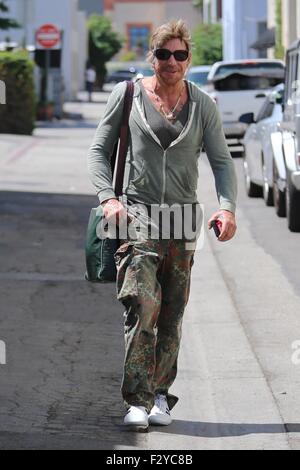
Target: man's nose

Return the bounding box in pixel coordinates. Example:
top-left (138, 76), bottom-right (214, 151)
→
top-left (167, 54), bottom-right (177, 65)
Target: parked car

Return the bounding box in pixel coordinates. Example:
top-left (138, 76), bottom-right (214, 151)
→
top-left (186, 65), bottom-right (211, 91)
top-left (207, 59), bottom-right (285, 147)
top-left (105, 67), bottom-right (137, 84)
top-left (132, 67), bottom-right (153, 81)
top-left (239, 84), bottom-right (284, 207)
top-left (271, 39), bottom-right (300, 232)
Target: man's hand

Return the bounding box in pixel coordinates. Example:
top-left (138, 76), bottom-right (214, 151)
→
top-left (101, 199), bottom-right (133, 226)
top-left (208, 210), bottom-right (237, 242)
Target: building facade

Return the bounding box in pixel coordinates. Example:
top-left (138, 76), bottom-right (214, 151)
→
top-left (266, 0), bottom-right (300, 59)
top-left (222, 0), bottom-right (268, 60)
top-left (0, 0), bottom-right (87, 100)
top-left (104, 0), bottom-right (203, 56)
top-left (78, 0), bottom-right (104, 16)
top-left (202, 0), bottom-right (222, 24)
top-left (266, 0), bottom-right (276, 58)
top-left (281, 0), bottom-right (299, 51)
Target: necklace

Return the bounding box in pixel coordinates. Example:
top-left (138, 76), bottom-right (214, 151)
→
top-left (149, 82), bottom-right (185, 121)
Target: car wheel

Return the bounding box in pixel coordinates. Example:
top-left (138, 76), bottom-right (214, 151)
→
top-left (286, 169), bottom-right (300, 232)
top-left (272, 161), bottom-right (286, 217)
top-left (262, 158), bottom-right (274, 206)
top-left (243, 157), bottom-right (263, 198)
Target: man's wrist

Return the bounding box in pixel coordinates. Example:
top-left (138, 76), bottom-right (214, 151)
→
top-left (219, 209), bottom-right (235, 216)
top-left (101, 198), bottom-right (117, 207)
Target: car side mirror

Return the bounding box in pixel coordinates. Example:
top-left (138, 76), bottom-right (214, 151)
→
top-left (239, 112), bottom-right (255, 124)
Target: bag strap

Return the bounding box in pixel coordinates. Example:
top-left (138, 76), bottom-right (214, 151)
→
top-left (112, 81), bottom-right (134, 197)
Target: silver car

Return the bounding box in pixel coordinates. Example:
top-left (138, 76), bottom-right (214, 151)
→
top-left (186, 65), bottom-right (211, 91)
top-left (239, 83), bottom-right (284, 206)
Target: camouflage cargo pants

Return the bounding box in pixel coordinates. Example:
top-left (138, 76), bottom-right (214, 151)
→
top-left (114, 238), bottom-right (195, 412)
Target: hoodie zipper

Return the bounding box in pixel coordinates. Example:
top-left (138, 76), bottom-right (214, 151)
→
top-left (135, 97), bottom-right (197, 205)
top-left (161, 150), bottom-right (167, 205)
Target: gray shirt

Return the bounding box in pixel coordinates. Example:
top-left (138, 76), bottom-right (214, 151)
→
top-left (139, 81), bottom-right (189, 150)
top-left (88, 80), bottom-right (237, 214)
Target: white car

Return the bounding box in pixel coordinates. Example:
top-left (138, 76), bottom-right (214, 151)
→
top-left (239, 84), bottom-right (284, 206)
top-left (207, 59), bottom-right (285, 147)
top-left (186, 65), bottom-right (211, 91)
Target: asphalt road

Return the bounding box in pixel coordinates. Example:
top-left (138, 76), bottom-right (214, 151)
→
top-left (0, 91), bottom-right (300, 450)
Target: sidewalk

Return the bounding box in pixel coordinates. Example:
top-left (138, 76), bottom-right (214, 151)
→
top-left (0, 96), bottom-right (148, 449)
top-left (1, 97), bottom-right (300, 449)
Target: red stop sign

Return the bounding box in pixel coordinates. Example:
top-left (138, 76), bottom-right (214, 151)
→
top-left (36, 24), bottom-right (61, 49)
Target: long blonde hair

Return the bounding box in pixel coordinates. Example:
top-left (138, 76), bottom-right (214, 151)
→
top-left (147, 20), bottom-right (192, 63)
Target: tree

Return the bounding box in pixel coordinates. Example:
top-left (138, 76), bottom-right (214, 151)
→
top-left (192, 23), bottom-right (223, 65)
top-left (0, 1), bottom-right (20, 31)
top-left (192, 0), bottom-right (204, 11)
top-left (275, 0), bottom-right (284, 59)
top-left (88, 15), bottom-right (123, 89)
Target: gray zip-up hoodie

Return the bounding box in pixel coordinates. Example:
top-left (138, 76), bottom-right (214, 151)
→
top-left (87, 80), bottom-right (238, 214)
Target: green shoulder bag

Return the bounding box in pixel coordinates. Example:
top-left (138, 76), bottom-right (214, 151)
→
top-left (85, 81), bottom-right (134, 282)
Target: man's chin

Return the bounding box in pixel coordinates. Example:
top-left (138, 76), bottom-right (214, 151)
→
top-left (161, 72), bottom-right (182, 83)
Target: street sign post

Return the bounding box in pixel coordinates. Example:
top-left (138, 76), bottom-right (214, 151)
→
top-left (35, 24), bottom-right (62, 109)
top-left (36, 24), bottom-right (61, 50)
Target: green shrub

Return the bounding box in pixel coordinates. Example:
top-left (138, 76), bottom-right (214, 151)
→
top-left (0, 51), bottom-right (36, 135)
top-left (120, 51), bottom-right (137, 62)
top-left (192, 23), bottom-right (223, 65)
top-left (88, 15), bottom-right (123, 89)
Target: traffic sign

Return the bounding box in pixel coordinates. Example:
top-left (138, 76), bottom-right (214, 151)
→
top-left (36, 24), bottom-right (61, 50)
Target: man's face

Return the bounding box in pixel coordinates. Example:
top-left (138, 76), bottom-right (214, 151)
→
top-left (153, 38), bottom-right (191, 86)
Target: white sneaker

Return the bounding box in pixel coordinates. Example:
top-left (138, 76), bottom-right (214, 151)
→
top-left (124, 406), bottom-right (149, 431)
top-left (149, 394), bottom-right (172, 426)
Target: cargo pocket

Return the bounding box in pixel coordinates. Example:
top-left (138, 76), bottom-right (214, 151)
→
top-left (114, 242), bottom-right (139, 302)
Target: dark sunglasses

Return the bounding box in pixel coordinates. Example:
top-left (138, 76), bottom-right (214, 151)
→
top-left (154, 48), bottom-right (189, 62)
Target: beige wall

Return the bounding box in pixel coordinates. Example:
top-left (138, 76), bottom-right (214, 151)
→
top-left (165, 2), bottom-right (202, 31)
top-left (112, 3), bottom-right (164, 37)
top-left (268, 0), bottom-right (300, 58)
top-left (267, 0), bottom-right (276, 58)
top-left (297, 0), bottom-right (300, 38)
top-left (267, 0), bottom-right (276, 28)
top-left (111, 1), bottom-right (202, 54)
top-left (282, 0), bottom-right (297, 50)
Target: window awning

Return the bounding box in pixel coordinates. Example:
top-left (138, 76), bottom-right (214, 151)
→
top-left (251, 27), bottom-right (276, 50)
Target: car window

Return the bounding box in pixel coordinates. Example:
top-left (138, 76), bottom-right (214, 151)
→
top-left (136, 69), bottom-right (153, 76)
top-left (213, 62), bottom-right (284, 79)
top-left (285, 52), bottom-right (298, 104)
top-left (187, 71), bottom-right (209, 86)
top-left (256, 98), bottom-right (275, 121)
top-left (214, 74), bottom-right (283, 91)
top-left (285, 54), bottom-right (291, 102)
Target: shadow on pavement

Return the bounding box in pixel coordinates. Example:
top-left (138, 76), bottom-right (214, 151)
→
top-left (151, 420), bottom-right (300, 437)
top-left (0, 190), bottom-right (145, 450)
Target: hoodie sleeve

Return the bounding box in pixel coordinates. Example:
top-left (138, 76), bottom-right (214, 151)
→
top-left (87, 81), bottom-right (127, 204)
top-left (202, 94), bottom-right (238, 214)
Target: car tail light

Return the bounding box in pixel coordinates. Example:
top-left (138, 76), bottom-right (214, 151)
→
top-left (242, 60), bottom-right (258, 65)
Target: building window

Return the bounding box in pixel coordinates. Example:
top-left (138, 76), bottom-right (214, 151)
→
top-left (217, 0), bottom-right (222, 20)
top-left (127, 24), bottom-right (151, 53)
